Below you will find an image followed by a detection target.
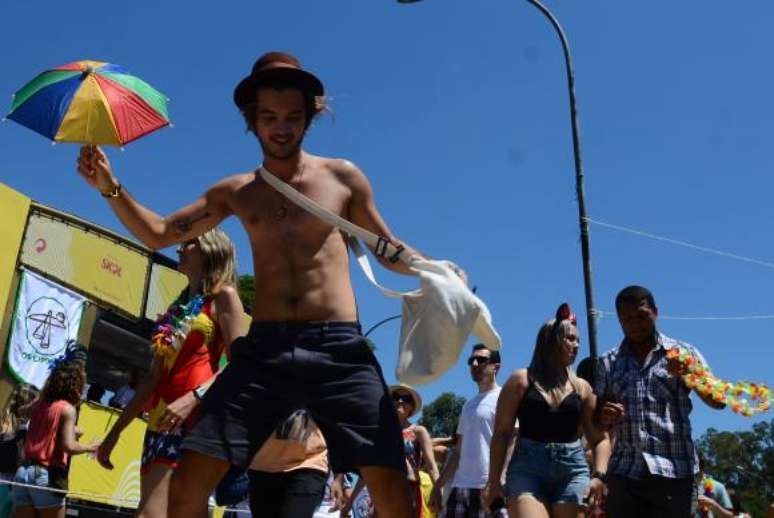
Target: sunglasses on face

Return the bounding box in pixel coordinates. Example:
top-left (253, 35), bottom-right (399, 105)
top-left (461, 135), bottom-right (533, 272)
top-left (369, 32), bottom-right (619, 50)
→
top-left (467, 356), bottom-right (493, 367)
top-left (392, 394), bottom-right (413, 405)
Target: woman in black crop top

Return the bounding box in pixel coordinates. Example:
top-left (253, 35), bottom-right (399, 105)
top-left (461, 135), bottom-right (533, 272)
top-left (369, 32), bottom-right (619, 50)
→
top-left (482, 304), bottom-right (610, 518)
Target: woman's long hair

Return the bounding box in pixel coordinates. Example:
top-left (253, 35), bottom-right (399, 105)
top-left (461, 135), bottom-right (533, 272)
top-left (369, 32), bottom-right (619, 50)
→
top-left (0, 384), bottom-right (38, 436)
top-left (528, 318), bottom-right (581, 406)
top-left (197, 227), bottom-right (238, 297)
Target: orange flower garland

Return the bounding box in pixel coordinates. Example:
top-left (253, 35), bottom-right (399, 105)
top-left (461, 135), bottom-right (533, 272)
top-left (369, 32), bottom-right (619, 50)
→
top-left (666, 347), bottom-right (770, 416)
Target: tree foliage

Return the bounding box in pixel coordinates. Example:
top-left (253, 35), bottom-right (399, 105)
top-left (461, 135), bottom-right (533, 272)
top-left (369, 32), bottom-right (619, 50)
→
top-left (237, 275), bottom-right (255, 313)
top-left (697, 419), bottom-right (773, 517)
top-left (419, 392), bottom-right (467, 438)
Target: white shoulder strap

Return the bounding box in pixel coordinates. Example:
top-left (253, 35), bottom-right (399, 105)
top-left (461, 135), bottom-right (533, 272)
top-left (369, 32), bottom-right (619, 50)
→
top-left (259, 167), bottom-right (415, 299)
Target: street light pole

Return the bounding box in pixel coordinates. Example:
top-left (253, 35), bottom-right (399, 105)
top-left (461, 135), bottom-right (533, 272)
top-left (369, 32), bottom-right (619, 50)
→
top-left (396, 0), bottom-right (599, 358)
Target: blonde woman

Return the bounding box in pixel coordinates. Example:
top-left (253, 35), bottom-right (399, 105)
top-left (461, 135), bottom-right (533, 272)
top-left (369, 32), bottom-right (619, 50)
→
top-left (96, 228), bottom-right (244, 518)
top-left (0, 384), bottom-right (38, 518)
top-left (482, 304), bottom-right (610, 518)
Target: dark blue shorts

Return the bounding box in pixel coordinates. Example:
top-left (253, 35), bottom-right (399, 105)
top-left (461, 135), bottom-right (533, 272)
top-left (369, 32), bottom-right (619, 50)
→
top-left (182, 321), bottom-right (405, 474)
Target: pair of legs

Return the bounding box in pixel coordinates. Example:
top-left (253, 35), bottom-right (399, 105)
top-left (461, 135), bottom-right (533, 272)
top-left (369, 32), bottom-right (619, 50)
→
top-left (167, 322), bottom-right (415, 517)
top-left (167, 452), bottom-right (412, 518)
top-left (507, 495), bottom-right (582, 518)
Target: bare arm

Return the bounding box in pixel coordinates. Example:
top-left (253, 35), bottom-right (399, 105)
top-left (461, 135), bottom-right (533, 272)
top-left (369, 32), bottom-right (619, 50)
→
top-left (487, 370), bottom-right (526, 487)
top-left (211, 285), bottom-right (246, 360)
top-left (579, 379), bottom-right (611, 474)
top-left (59, 404), bottom-right (98, 456)
top-left (97, 356), bottom-right (163, 469)
top-left (76, 145), bottom-right (233, 249)
top-left (414, 425), bottom-right (440, 482)
top-left (343, 161), bottom-right (424, 275)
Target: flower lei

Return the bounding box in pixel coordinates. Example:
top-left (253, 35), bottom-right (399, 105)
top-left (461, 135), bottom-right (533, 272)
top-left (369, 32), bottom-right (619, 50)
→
top-left (151, 294), bottom-right (206, 362)
top-left (666, 347), bottom-right (770, 416)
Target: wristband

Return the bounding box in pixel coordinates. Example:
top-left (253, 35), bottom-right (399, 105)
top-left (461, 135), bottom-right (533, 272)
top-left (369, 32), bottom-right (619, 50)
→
top-left (192, 384), bottom-right (207, 401)
top-left (591, 471), bottom-right (607, 482)
top-left (100, 183), bottom-right (122, 198)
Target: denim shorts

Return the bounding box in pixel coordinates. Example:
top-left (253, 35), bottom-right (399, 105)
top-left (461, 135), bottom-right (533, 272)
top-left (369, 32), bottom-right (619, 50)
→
top-left (11, 464), bottom-right (65, 509)
top-left (505, 437), bottom-right (590, 505)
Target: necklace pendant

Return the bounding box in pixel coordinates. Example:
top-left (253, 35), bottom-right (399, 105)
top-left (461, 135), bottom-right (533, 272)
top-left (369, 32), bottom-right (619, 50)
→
top-left (274, 206), bottom-right (288, 220)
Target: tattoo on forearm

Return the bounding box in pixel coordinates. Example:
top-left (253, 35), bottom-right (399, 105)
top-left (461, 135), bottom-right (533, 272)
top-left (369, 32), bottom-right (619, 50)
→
top-left (174, 212), bottom-right (210, 236)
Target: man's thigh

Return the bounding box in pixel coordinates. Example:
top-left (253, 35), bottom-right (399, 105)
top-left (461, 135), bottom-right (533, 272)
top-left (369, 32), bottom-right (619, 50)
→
top-left (642, 475), bottom-right (695, 517)
top-left (605, 475), bottom-right (648, 518)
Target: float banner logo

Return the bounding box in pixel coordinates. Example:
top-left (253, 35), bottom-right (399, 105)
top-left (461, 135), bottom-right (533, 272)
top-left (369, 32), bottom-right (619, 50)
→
top-left (7, 270), bottom-right (87, 389)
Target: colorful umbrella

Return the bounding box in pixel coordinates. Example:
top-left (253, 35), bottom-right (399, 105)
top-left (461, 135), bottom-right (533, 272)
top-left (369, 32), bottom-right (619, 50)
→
top-left (6, 60), bottom-right (170, 146)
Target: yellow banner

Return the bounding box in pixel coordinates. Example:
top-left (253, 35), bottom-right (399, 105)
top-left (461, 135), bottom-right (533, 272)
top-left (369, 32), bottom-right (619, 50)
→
top-left (145, 263), bottom-right (188, 321)
top-left (70, 402), bottom-right (146, 508)
top-left (20, 214), bottom-right (150, 317)
top-left (0, 184), bottom-right (31, 323)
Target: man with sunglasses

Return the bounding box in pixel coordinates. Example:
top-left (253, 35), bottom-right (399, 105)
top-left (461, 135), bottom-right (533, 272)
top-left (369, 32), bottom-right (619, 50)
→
top-left (429, 344), bottom-right (508, 517)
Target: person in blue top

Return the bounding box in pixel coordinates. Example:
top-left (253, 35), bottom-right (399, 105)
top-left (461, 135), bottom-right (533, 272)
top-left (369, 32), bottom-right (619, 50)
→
top-left (595, 285), bottom-right (727, 517)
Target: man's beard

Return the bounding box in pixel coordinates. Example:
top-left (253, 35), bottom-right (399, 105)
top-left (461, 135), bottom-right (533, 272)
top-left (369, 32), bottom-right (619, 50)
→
top-left (258, 133), bottom-right (305, 160)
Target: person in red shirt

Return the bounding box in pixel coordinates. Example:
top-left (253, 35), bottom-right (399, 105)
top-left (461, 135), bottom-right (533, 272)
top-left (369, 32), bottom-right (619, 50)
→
top-left (12, 343), bottom-right (98, 517)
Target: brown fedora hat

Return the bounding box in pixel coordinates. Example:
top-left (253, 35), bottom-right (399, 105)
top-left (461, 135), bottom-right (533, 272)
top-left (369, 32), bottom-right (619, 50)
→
top-left (233, 51), bottom-right (324, 111)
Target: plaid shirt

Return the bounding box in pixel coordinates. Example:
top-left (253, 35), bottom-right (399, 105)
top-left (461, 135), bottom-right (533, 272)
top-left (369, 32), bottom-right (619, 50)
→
top-left (594, 333), bottom-right (705, 480)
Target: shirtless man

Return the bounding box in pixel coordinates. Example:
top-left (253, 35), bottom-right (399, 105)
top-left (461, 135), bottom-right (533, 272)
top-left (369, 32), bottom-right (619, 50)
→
top-left (77, 51), bottom-right (423, 517)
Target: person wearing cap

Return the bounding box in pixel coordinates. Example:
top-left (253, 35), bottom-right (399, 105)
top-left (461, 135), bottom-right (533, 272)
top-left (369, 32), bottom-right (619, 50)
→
top-left (343, 384), bottom-right (440, 517)
top-left (76, 51), bottom-right (430, 517)
top-left (429, 344), bottom-right (508, 518)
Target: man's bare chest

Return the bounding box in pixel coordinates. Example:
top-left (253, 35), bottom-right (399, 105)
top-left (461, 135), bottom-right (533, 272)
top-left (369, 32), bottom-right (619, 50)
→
top-left (232, 178), bottom-right (349, 241)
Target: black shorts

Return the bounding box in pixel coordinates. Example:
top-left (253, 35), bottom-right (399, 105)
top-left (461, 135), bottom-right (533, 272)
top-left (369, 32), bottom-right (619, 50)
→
top-left (182, 321), bottom-right (405, 474)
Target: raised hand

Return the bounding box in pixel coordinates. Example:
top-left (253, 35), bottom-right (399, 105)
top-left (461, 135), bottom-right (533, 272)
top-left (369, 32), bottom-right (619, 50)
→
top-left (76, 145), bottom-right (118, 193)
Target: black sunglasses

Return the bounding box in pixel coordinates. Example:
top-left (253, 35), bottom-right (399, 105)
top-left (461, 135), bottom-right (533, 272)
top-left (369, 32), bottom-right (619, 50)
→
top-left (392, 393), bottom-right (413, 404)
top-left (467, 356), bottom-right (493, 367)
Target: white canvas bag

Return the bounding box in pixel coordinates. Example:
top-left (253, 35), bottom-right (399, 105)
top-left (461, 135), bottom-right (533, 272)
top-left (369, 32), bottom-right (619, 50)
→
top-left (260, 167), bottom-right (502, 384)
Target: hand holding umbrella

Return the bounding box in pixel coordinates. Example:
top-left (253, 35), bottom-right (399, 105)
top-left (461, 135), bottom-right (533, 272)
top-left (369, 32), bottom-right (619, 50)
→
top-left (77, 145), bottom-right (119, 196)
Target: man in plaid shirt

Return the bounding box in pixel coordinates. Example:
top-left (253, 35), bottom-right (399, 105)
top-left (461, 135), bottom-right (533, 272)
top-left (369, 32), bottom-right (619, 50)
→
top-left (594, 286), bottom-right (725, 517)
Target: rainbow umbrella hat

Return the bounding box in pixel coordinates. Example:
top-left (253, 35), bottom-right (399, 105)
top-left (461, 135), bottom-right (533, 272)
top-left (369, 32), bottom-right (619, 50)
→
top-left (6, 60), bottom-right (170, 146)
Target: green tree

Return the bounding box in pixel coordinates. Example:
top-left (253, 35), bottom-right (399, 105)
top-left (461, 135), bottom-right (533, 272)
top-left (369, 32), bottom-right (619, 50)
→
top-left (419, 392), bottom-right (466, 438)
top-left (697, 419), bottom-right (773, 517)
top-left (237, 275), bottom-right (255, 313)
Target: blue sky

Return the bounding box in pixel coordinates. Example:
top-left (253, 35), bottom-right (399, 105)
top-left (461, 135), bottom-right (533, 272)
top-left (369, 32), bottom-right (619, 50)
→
top-left (2, 1), bottom-right (772, 437)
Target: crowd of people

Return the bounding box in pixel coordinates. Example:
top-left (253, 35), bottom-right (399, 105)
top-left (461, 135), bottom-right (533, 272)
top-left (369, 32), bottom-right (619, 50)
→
top-left (0, 49), bottom-right (769, 518)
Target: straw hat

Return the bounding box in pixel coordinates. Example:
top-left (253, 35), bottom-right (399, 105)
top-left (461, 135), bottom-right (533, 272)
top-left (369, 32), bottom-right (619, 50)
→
top-left (389, 383), bottom-right (422, 417)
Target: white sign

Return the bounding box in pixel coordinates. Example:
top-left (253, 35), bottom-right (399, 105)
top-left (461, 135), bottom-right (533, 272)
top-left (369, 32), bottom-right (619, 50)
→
top-left (7, 270), bottom-right (87, 389)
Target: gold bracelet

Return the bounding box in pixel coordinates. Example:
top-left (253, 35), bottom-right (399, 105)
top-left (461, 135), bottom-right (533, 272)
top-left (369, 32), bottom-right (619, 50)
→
top-left (100, 183), bottom-right (122, 198)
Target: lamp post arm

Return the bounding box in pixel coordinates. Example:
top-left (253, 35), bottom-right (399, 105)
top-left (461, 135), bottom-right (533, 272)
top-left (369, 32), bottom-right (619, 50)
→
top-left (364, 314), bottom-right (402, 337)
top-left (525, 0), bottom-right (599, 358)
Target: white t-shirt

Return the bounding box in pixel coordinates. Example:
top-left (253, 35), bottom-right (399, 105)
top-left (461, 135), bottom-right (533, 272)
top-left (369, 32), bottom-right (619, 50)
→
top-left (452, 386), bottom-right (501, 489)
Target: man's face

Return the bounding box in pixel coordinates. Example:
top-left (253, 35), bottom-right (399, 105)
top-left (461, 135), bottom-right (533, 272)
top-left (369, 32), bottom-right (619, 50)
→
top-left (617, 299), bottom-right (658, 343)
top-left (468, 348), bottom-right (498, 383)
top-left (254, 88), bottom-right (307, 160)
